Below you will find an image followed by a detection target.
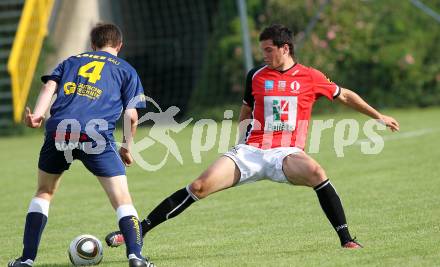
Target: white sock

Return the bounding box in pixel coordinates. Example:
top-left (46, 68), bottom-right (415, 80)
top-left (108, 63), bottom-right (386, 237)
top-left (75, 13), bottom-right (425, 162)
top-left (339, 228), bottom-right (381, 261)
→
top-left (28, 197), bottom-right (50, 216)
top-left (116, 204), bottom-right (139, 221)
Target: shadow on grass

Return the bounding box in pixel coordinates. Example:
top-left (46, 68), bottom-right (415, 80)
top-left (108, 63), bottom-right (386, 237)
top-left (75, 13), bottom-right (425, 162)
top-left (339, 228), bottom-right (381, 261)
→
top-left (38, 259), bottom-right (127, 267)
top-left (38, 259), bottom-right (128, 267)
top-left (39, 265), bottom-right (72, 267)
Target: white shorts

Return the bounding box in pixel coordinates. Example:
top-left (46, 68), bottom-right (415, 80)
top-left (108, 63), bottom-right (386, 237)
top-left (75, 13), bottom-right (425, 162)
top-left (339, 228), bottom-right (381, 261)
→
top-left (224, 144), bottom-right (302, 186)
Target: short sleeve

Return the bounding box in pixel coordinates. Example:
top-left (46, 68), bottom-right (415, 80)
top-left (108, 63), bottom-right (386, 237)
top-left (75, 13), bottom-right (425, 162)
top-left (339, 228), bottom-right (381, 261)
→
top-left (243, 66), bottom-right (264, 108)
top-left (122, 70), bottom-right (147, 109)
top-left (41, 62), bottom-right (64, 84)
top-left (310, 68), bottom-right (341, 100)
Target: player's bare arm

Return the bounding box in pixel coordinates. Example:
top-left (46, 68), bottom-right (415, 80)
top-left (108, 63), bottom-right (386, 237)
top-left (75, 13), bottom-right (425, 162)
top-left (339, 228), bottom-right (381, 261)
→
top-left (237, 103), bottom-right (252, 142)
top-left (24, 80), bottom-right (57, 128)
top-left (336, 88), bottom-right (400, 132)
top-left (120, 108), bottom-right (139, 166)
top-left (239, 103), bottom-right (252, 122)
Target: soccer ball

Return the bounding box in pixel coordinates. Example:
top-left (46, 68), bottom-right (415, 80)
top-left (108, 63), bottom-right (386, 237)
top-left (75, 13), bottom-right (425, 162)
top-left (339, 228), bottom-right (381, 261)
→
top-left (68, 234), bottom-right (103, 266)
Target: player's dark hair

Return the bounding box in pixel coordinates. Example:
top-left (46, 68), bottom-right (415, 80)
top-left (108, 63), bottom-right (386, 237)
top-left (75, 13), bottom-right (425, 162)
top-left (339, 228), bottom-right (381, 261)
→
top-left (90, 23), bottom-right (122, 49)
top-left (259, 24), bottom-right (294, 56)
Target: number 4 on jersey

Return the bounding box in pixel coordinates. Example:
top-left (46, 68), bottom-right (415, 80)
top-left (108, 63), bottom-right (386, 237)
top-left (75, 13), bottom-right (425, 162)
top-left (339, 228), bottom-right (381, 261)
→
top-left (78, 61), bottom-right (105, 83)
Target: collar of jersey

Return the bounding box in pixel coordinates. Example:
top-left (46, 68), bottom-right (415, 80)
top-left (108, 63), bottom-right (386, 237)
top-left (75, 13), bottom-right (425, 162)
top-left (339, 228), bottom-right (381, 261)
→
top-left (275, 62), bottom-right (297, 74)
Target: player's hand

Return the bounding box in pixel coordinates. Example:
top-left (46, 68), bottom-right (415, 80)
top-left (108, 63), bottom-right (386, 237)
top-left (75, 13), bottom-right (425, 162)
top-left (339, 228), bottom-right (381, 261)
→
top-left (379, 115), bottom-right (400, 132)
top-left (119, 147), bottom-right (134, 166)
top-left (24, 106), bottom-right (44, 128)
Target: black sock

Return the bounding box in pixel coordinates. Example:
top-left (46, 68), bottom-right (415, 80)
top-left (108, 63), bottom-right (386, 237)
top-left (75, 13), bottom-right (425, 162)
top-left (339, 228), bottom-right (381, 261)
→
top-left (314, 179), bottom-right (352, 245)
top-left (141, 186), bottom-right (197, 236)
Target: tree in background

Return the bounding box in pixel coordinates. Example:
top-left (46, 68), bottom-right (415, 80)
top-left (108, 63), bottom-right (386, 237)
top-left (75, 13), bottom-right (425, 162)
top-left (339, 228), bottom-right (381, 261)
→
top-left (194, 0), bottom-right (440, 113)
top-left (274, 0), bottom-right (440, 108)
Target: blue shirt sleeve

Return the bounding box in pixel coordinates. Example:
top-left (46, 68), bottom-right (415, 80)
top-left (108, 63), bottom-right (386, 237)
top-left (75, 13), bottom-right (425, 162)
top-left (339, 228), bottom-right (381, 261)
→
top-left (122, 70), bottom-right (147, 109)
top-left (41, 61), bottom-right (64, 84)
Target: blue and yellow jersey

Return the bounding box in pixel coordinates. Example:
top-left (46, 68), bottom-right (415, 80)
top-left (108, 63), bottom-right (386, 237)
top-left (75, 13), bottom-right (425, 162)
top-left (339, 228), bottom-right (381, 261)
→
top-left (41, 51), bottom-right (146, 139)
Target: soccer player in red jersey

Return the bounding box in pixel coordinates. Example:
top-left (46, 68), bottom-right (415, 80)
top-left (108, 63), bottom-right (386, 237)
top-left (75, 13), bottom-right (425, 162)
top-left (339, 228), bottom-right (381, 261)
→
top-left (106, 24), bottom-right (399, 250)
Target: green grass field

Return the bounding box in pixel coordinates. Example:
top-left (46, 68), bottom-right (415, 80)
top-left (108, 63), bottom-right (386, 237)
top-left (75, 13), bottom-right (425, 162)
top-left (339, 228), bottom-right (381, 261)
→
top-left (1, 108), bottom-right (440, 267)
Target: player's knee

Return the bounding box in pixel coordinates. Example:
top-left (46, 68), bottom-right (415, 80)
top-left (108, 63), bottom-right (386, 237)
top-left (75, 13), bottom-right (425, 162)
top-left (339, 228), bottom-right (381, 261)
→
top-left (189, 180), bottom-right (208, 199)
top-left (306, 164), bottom-right (327, 187)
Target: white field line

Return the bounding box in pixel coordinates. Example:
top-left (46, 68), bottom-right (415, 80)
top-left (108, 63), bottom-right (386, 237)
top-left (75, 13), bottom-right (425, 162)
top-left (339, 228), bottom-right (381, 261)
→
top-left (355, 128), bottom-right (439, 145)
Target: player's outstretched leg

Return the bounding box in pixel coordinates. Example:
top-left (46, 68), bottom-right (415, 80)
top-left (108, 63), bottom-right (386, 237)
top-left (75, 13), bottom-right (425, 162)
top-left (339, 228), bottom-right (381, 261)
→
top-left (106, 156), bottom-right (240, 248)
top-left (314, 179), bottom-right (363, 248)
top-left (105, 185), bottom-right (197, 248)
top-left (98, 175), bottom-right (155, 267)
top-left (282, 152), bottom-right (362, 249)
top-left (9, 170), bottom-right (61, 267)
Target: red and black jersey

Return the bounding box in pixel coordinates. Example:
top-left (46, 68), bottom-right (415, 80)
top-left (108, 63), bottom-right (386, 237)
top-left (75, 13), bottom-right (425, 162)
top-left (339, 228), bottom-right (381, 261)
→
top-left (243, 63), bottom-right (340, 150)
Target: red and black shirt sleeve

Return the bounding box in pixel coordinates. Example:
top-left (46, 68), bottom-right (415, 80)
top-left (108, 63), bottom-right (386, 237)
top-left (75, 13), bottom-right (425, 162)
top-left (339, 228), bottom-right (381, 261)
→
top-left (243, 66), bottom-right (264, 109)
top-left (310, 68), bottom-right (341, 100)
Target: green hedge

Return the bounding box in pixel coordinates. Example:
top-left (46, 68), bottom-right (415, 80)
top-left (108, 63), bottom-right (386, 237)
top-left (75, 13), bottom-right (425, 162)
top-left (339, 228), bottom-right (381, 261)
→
top-left (193, 0), bottom-right (440, 111)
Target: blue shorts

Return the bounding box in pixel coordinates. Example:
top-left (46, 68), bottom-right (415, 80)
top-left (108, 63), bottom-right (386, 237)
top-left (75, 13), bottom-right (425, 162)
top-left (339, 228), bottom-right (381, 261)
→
top-left (38, 132), bottom-right (126, 177)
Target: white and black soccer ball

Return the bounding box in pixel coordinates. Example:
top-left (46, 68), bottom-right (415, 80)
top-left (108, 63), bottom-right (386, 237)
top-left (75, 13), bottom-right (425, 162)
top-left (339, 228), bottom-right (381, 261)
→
top-left (68, 234), bottom-right (103, 266)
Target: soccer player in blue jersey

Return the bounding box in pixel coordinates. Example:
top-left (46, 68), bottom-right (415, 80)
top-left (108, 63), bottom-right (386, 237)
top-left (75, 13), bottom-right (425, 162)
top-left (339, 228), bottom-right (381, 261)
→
top-left (8, 23), bottom-right (154, 267)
